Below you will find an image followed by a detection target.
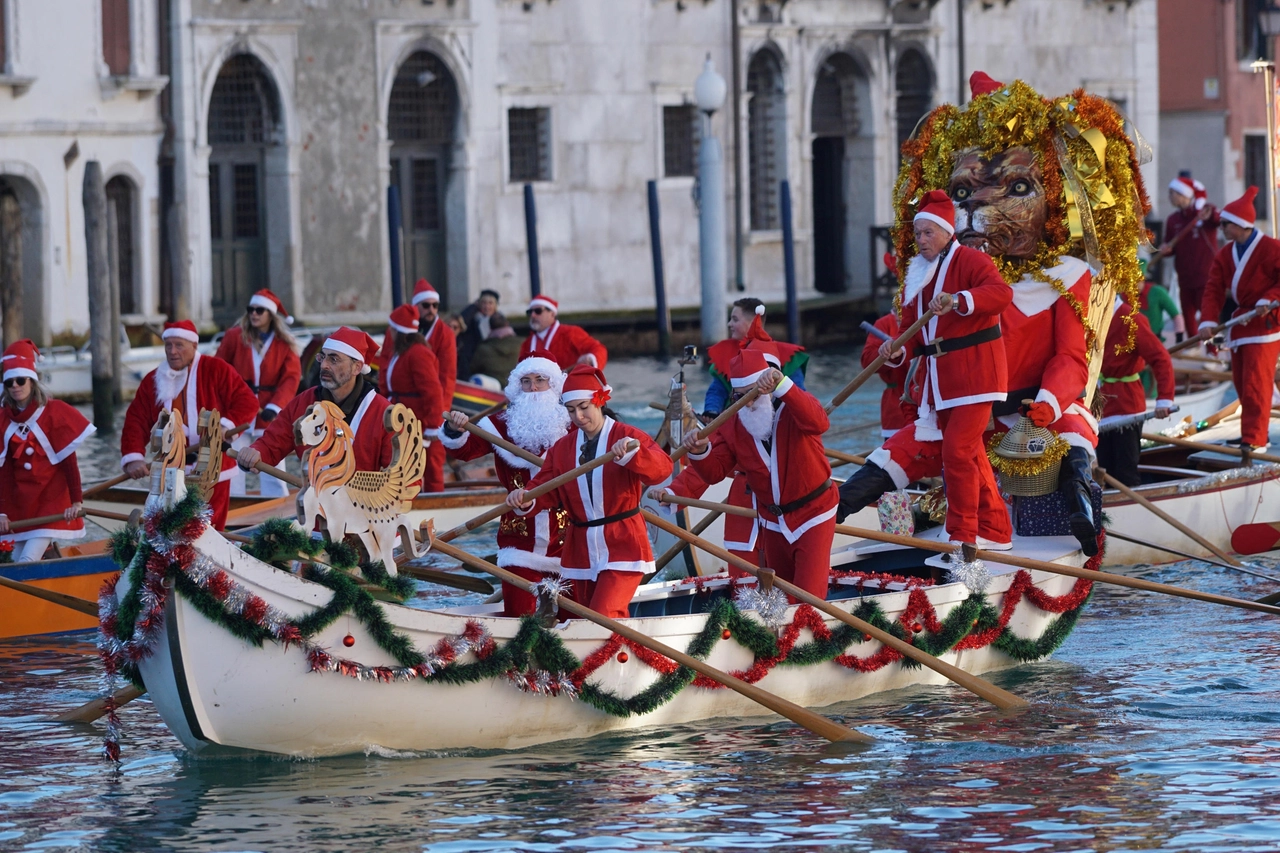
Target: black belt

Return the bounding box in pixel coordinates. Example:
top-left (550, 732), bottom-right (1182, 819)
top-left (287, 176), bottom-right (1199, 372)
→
top-left (914, 324), bottom-right (1001, 359)
top-left (250, 384), bottom-right (277, 393)
top-left (992, 385), bottom-right (1040, 418)
top-left (765, 481), bottom-right (832, 517)
top-left (571, 507), bottom-right (640, 528)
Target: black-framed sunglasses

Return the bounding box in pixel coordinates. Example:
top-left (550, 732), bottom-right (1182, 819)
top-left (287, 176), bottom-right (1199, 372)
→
top-left (526, 306), bottom-right (548, 316)
top-left (247, 305), bottom-right (270, 315)
top-left (4, 377), bottom-right (28, 389)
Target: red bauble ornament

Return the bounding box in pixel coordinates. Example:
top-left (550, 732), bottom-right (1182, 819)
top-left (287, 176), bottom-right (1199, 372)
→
top-left (912, 623), bottom-right (923, 633)
top-left (722, 628), bottom-right (732, 640)
top-left (343, 634), bottom-right (356, 647)
top-left (617, 651), bottom-right (629, 664)
top-left (863, 633), bottom-right (872, 642)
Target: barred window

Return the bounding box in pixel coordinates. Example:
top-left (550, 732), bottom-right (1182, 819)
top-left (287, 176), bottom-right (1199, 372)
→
top-left (208, 55), bottom-right (281, 146)
top-left (508, 107), bottom-right (551, 182)
top-left (747, 49), bottom-right (786, 231)
top-left (389, 52), bottom-right (457, 145)
top-left (662, 105), bottom-right (698, 178)
top-left (895, 48), bottom-right (932, 150)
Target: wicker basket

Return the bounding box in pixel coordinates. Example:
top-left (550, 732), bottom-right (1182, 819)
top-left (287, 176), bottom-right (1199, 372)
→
top-left (994, 415), bottom-right (1062, 497)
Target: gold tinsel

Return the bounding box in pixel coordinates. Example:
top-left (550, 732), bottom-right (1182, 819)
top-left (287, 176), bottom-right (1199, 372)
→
top-left (985, 430), bottom-right (1071, 478)
top-left (890, 80), bottom-right (1150, 357)
top-left (915, 486), bottom-right (948, 524)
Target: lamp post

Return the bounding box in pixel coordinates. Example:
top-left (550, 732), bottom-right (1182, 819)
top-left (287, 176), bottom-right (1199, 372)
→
top-left (1254, 4), bottom-right (1280, 237)
top-left (695, 56), bottom-right (727, 346)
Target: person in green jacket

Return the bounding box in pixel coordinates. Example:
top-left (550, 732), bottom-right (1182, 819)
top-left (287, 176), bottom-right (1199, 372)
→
top-left (467, 313), bottom-right (523, 384)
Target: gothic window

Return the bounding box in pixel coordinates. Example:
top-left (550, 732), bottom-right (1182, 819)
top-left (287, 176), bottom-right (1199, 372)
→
top-left (748, 49), bottom-right (786, 231)
top-left (208, 54), bottom-right (282, 145)
top-left (388, 51), bottom-right (458, 145)
top-left (895, 48), bottom-right (932, 150)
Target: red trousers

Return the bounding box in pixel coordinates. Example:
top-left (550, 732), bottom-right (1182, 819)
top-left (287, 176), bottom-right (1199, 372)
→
top-left (1231, 340), bottom-right (1280, 447)
top-left (422, 440), bottom-right (445, 493)
top-left (572, 570), bottom-right (642, 619)
top-left (938, 403), bottom-right (1010, 545)
top-left (757, 521), bottom-right (836, 600)
top-left (210, 480), bottom-right (231, 530)
top-left (500, 565), bottom-right (566, 618)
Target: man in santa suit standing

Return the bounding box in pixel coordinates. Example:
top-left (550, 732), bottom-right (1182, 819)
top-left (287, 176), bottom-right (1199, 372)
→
top-left (120, 320), bottom-right (260, 529)
top-left (235, 327), bottom-right (395, 476)
top-left (663, 348), bottom-right (838, 598)
top-left (507, 365), bottom-right (670, 618)
top-left (441, 356), bottom-right (572, 616)
top-left (517, 296), bottom-right (609, 371)
top-left (1159, 172), bottom-right (1220, 328)
top-left (380, 303), bottom-right (445, 492)
top-left (1199, 186), bottom-right (1280, 451)
top-left (411, 279), bottom-right (458, 408)
top-left (1096, 299), bottom-right (1175, 486)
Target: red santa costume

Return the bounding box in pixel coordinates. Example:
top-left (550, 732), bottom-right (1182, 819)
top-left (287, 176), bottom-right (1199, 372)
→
top-left (1097, 300), bottom-right (1176, 486)
top-left (1199, 187), bottom-right (1280, 450)
top-left (704, 304), bottom-right (808, 416)
top-left (214, 289), bottom-right (302, 497)
top-left (410, 280), bottom-right (458, 407)
top-left (380, 304), bottom-right (445, 493)
top-left (518, 296), bottom-right (610, 370)
top-left (440, 356), bottom-right (571, 616)
top-left (518, 366), bottom-right (671, 618)
top-left (120, 321), bottom-right (259, 530)
top-left (679, 349), bottom-right (838, 598)
top-left (863, 313), bottom-right (917, 437)
top-left (249, 327), bottom-right (394, 473)
top-left (1165, 174), bottom-right (1221, 328)
top-left (0, 348), bottom-right (96, 561)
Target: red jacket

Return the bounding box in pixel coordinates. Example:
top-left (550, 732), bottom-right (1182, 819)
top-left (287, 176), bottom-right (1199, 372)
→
top-left (666, 466), bottom-right (758, 554)
top-left (121, 353), bottom-right (260, 481)
top-left (214, 327), bottom-right (302, 427)
top-left (686, 380), bottom-right (836, 543)
top-left (378, 342), bottom-right (444, 436)
top-left (1165, 205), bottom-right (1220, 294)
top-left (1099, 302), bottom-right (1175, 422)
top-left (862, 313), bottom-right (916, 436)
top-left (518, 321), bottom-right (609, 371)
top-left (521, 418), bottom-right (670, 579)
top-left (1200, 232), bottom-right (1280, 347)
top-left (893, 244), bottom-right (1010, 427)
top-left (440, 411), bottom-right (568, 573)
top-left (251, 384), bottom-right (394, 473)
top-left (420, 317), bottom-right (458, 406)
top-left (0, 400), bottom-right (94, 541)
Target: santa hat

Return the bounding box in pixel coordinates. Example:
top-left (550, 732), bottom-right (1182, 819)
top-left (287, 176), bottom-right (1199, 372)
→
top-left (411, 279), bottom-right (440, 306)
top-left (527, 295), bottom-right (559, 314)
top-left (505, 356), bottom-right (565, 402)
top-left (2, 339), bottom-right (40, 365)
top-left (913, 189), bottom-right (955, 235)
top-left (388, 303), bottom-right (420, 335)
top-left (729, 348), bottom-right (772, 389)
top-left (1169, 171), bottom-right (1195, 199)
top-left (2, 352), bottom-right (37, 384)
top-left (322, 326), bottom-right (380, 374)
top-left (162, 320), bottom-right (199, 344)
top-left (883, 251), bottom-right (898, 278)
top-left (248, 289), bottom-right (292, 324)
top-left (561, 364), bottom-right (611, 405)
top-left (1193, 180), bottom-right (1209, 212)
top-left (969, 71), bottom-right (1004, 99)
top-left (743, 339), bottom-right (782, 370)
top-left (1221, 186), bottom-right (1259, 229)
top-left (741, 303), bottom-right (775, 345)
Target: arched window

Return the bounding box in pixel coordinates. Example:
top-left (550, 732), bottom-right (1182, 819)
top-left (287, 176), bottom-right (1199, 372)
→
top-left (208, 54), bottom-right (282, 146)
top-left (105, 175), bottom-right (137, 315)
top-left (895, 48), bottom-right (932, 150)
top-left (810, 53), bottom-right (870, 295)
top-left (747, 49), bottom-right (786, 231)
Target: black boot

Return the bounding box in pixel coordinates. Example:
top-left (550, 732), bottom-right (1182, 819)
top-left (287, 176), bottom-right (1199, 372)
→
top-left (836, 463), bottom-right (897, 524)
top-left (1059, 446), bottom-right (1098, 557)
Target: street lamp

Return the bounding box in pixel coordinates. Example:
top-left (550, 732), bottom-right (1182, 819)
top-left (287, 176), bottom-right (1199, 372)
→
top-left (694, 56), bottom-right (727, 346)
top-left (1254, 4), bottom-right (1280, 237)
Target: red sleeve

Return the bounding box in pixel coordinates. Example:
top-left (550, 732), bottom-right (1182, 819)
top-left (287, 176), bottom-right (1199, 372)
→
top-left (1200, 248), bottom-right (1231, 327)
top-left (959, 250), bottom-right (1014, 317)
top-left (120, 376), bottom-right (156, 461)
top-left (1135, 313), bottom-right (1176, 404)
top-left (60, 455), bottom-right (83, 503)
top-left (267, 343), bottom-right (301, 412)
top-left (615, 425), bottom-right (672, 485)
top-left (566, 325), bottom-right (609, 369)
top-left (435, 327), bottom-right (457, 405)
top-left (522, 442), bottom-right (571, 514)
top-left (252, 394), bottom-right (306, 466)
top-left (1262, 240), bottom-right (1280, 306)
top-left (687, 432), bottom-right (740, 488)
top-left (667, 463), bottom-right (712, 500)
top-left (214, 329), bottom-right (237, 364)
top-left (775, 382), bottom-right (829, 434)
top-left (419, 347), bottom-right (444, 430)
top-left (441, 427), bottom-right (492, 462)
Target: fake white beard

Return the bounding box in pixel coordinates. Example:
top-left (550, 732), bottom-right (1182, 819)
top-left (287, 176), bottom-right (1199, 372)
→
top-left (506, 389), bottom-right (571, 454)
top-left (902, 252), bottom-right (941, 305)
top-left (738, 396), bottom-right (775, 442)
top-left (154, 365), bottom-right (189, 406)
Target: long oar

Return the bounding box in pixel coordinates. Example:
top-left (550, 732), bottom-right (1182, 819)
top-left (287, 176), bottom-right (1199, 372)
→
top-left (833, 522), bottom-right (1280, 618)
top-left (825, 297), bottom-right (947, 415)
top-left (427, 534), bottom-right (871, 744)
top-left (1168, 300), bottom-right (1280, 355)
top-left (458, 421), bottom-right (544, 467)
top-left (82, 472), bottom-right (132, 500)
top-left (52, 685), bottom-right (145, 724)
top-left (641, 508), bottom-right (1028, 710)
top-left (1141, 432), bottom-right (1280, 465)
top-left (826, 448), bottom-right (868, 468)
top-left (1098, 467), bottom-right (1244, 569)
top-left (1104, 528), bottom-right (1280, 583)
top-left (0, 574), bottom-right (98, 616)
top-left (670, 388), bottom-right (761, 462)
top-left (647, 509), bottom-right (722, 579)
top-left (224, 448), bottom-right (305, 488)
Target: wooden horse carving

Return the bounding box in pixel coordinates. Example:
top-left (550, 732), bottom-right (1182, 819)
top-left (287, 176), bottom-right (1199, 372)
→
top-left (148, 408), bottom-right (186, 497)
top-left (296, 401), bottom-right (427, 575)
top-left (193, 408), bottom-right (225, 505)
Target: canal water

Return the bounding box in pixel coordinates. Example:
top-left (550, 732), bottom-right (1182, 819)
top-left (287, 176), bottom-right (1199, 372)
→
top-left (3, 352), bottom-right (1279, 852)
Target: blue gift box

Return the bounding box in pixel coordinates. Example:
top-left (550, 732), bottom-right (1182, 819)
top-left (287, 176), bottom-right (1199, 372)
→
top-left (1012, 481), bottom-right (1103, 538)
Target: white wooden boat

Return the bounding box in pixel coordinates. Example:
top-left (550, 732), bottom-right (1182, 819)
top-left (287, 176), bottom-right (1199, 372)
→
top-left (1143, 379), bottom-right (1233, 435)
top-left (106, 473), bottom-right (1092, 758)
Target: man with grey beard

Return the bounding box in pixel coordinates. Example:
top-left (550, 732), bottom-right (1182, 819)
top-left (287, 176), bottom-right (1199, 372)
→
top-left (655, 346), bottom-right (837, 599)
top-left (440, 357), bottom-right (572, 616)
top-left (237, 326), bottom-right (395, 475)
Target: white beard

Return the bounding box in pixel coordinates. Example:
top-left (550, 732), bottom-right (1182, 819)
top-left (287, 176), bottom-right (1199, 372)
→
top-left (154, 365), bottom-right (189, 407)
top-left (505, 389), bottom-right (571, 454)
top-left (901, 252), bottom-right (941, 305)
top-left (738, 396), bottom-right (775, 442)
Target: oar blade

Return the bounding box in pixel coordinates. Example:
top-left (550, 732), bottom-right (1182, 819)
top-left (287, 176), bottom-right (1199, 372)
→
top-left (1231, 522), bottom-right (1280, 556)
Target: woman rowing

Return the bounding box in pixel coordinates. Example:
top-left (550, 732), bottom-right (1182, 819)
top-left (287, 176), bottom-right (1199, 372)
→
top-left (380, 304), bottom-right (446, 492)
top-left (214, 289), bottom-right (302, 497)
top-left (506, 365), bottom-right (671, 618)
top-left (0, 342), bottom-right (95, 561)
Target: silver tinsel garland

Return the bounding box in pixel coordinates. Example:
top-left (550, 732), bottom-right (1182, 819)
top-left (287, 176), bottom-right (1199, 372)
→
top-left (946, 557), bottom-right (991, 593)
top-left (734, 582), bottom-right (789, 631)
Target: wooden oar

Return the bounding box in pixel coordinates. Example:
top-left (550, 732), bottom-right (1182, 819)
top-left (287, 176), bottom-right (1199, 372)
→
top-left (428, 534), bottom-right (872, 744)
top-left (225, 447), bottom-right (306, 488)
top-left (640, 508), bottom-right (1028, 711)
top-left (1173, 367), bottom-right (1233, 382)
top-left (458, 421), bottom-right (544, 467)
top-left (670, 388), bottom-right (762, 462)
top-left (1098, 468), bottom-right (1244, 568)
top-left (646, 509), bottom-right (721, 581)
top-left (1196, 400), bottom-right (1241, 431)
top-left (825, 297), bottom-right (947, 415)
top-left (471, 399), bottom-right (508, 421)
top-left (1168, 300), bottom-right (1280, 354)
top-left (52, 684), bottom-right (145, 724)
top-left (1141, 432), bottom-right (1280, 465)
top-left (657, 492), bottom-right (757, 518)
top-left (0, 574), bottom-right (98, 616)
top-left (6, 509), bottom-right (87, 533)
top-left (826, 448), bottom-right (867, 468)
top-left (833, 522), bottom-right (1280, 618)
top-left (82, 472), bottom-right (132, 500)
top-left (1104, 528), bottom-right (1280, 583)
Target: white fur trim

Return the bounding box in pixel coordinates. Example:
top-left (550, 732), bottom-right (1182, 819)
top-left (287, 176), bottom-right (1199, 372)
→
top-left (412, 289), bottom-right (440, 305)
top-left (527, 297), bottom-right (558, 313)
top-left (439, 426), bottom-right (469, 450)
top-left (47, 422), bottom-right (96, 465)
top-left (162, 327), bottom-right (199, 343)
top-left (496, 546), bottom-right (563, 574)
top-left (389, 318), bottom-right (418, 335)
top-left (1010, 255), bottom-right (1089, 317)
top-left (1227, 331), bottom-right (1280, 347)
top-left (322, 337), bottom-right (365, 363)
top-left (913, 210), bottom-right (955, 234)
top-left (1155, 399), bottom-right (1174, 409)
top-left (771, 376), bottom-right (794, 398)
top-left (2, 366), bottom-right (37, 382)
top-left (686, 440), bottom-right (712, 460)
top-left (248, 293), bottom-right (278, 315)
top-left (954, 290), bottom-right (975, 316)
top-left (730, 369), bottom-right (769, 389)
top-left (561, 389), bottom-right (605, 403)
top-left (1198, 321), bottom-right (1216, 333)
top-left (120, 452), bottom-right (145, 470)
top-left (265, 403), bottom-right (281, 413)
top-left (1169, 178), bottom-right (1194, 198)
top-left (612, 444), bottom-right (640, 467)
top-left (868, 446), bottom-right (911, 489)
top-left (1221, 210), bottom-right (1253, 229)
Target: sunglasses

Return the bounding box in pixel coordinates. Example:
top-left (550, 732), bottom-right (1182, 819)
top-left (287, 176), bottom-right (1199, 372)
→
top-left (4, 377), bottom-right (28, 389)
top-left (247, 305), bottom-right (270, 315)
top-left (526, 307), bottom-right (549, 316)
